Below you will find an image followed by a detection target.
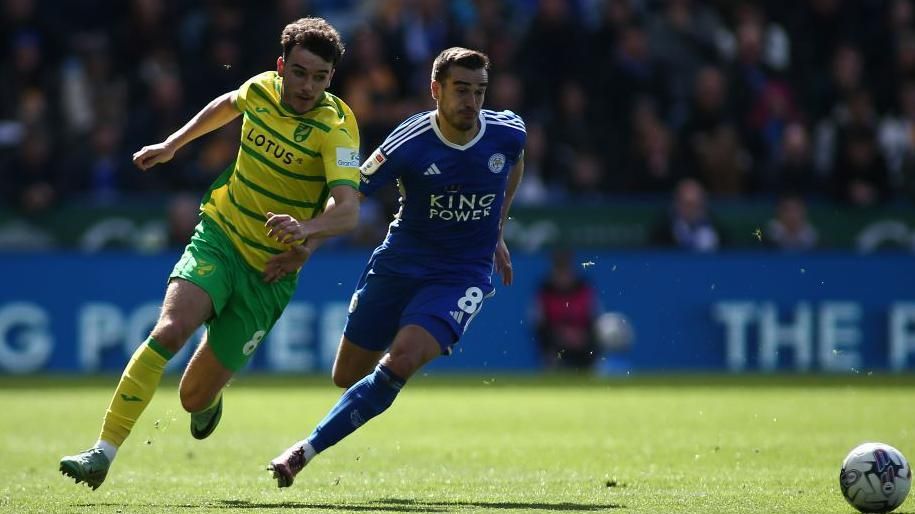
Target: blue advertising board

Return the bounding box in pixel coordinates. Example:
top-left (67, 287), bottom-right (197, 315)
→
top-left (0, 251), bottom-right (913, 374)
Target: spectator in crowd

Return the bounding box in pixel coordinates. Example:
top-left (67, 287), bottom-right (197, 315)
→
top-left (6, 130), bottom-right (59, 215)
top-left (532, 250), bottom-right (601, 371)
top-left (833, 125), bottom-right (892, 206)
top-left (548, 80), bottom-right (595, 184)
top-left (590, 0), bottom-right (639, 66)
top-left (518, 0), bottom-right (586, 115)
top-left (679, 66), bottom-right (750, 196)
top-left (764, 194), bottom-right (819, 251)
top-left (772, 121), bottom-right (819, 195)
top-left (879, 79), bottom-right (915, 183)
top-left (60, 34), bottom-right (128, 146)
top-left (625, 102), bottom-right (683, 193)
top-left (513, 120), bottom-right (551, 205)
top-left (807, 43), bottom-right (865, 124)
top-left (68, 122), bottom-right (129, 203)
top-left (814, 87), bottom-right (878, 180)
top-left (566, 148), bottom-right (608, 199)
top-left (648, 0), bottom-right (729, 127)
top-left (650, 177), bottom-right (724, 252)
top-left (787, 0), bottom-right (858, 121)
top-left (595, 22), bottom-right (670, 157)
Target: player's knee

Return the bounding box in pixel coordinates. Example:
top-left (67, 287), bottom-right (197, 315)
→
top-left (384, 328), bottom-right (441, 378)
top-left (151, 318), bottom-right (195, 352)
top-left (332, 370), bottom-right (359, 389)
top-left (178, 382), bottom-right (211, 413)
top-left (382, 347), bottom-right (425, 380)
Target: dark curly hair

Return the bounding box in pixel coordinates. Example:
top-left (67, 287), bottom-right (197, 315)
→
top-left (431, 47), bottom-right (490, 82)
top-left (280, 17), bottom-right (345, 66)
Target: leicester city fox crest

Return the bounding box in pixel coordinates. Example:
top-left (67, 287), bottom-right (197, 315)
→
top-left (488, 153), bottom-right (506, 173)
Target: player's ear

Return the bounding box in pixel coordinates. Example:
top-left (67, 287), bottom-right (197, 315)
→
top-left (276, 56), bottom-right (285, 75)
top-left (431, 80), bottom-right (440, 101)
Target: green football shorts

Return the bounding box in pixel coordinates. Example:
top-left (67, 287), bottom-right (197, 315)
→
top-left (169, 214), bottom-right (296, 371)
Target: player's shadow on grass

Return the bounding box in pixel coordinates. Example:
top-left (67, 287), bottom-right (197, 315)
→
top-left (215, 498), bottom-right (623, 511)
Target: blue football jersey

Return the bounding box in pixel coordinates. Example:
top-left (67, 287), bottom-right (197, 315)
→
top-left (359, 109), bottom-right (526, 283)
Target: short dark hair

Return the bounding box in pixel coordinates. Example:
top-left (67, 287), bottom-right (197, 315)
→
top-left (280, 17), bottom-right (345, 65)
top-left (431, 47), bottom-right (490, 82)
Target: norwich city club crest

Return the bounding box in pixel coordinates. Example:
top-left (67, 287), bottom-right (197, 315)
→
top-left (294, 123), bottom-right (313, 143)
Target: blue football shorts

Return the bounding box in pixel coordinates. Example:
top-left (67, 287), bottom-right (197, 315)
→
top-left (343, 272), bottom-right (495, 355)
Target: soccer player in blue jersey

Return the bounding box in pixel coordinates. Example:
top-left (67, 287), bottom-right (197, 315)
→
top-left (264, 47), bottom-right (526, 487)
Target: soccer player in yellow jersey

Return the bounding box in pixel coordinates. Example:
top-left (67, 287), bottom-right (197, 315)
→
top-left (59, 17), bottom-right (361, 490)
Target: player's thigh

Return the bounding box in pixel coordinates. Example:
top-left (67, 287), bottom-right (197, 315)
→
top-left (331, 336), bottom-right (384, 388)
top-left (179, 332), bottom-right (233, 412)
top-left (343, 272), bottom-right (419, 352)
top-left (400, 282), bottom-right (495, 355)
top-left (204, 266), bottom-right (296, 373)
top-left (152, 279), bottom-right (214, 352)
top-left (157, 218), bottom-right (236, 351)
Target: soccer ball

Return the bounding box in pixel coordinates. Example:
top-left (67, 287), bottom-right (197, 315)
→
top-left (840, 442), bottom-right (912, 513)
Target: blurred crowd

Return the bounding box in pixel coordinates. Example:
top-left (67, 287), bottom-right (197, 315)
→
top-left (3, 0), bottom-right (915, 249)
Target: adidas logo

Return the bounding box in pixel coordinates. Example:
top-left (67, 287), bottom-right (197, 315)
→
top-left (450, 310), bottom-right (464, 323)
top-left (424, 163), bottom-right (442, 176)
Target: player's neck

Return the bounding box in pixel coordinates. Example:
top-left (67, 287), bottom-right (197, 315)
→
top-left (434, 112), bottom-right (479, 146)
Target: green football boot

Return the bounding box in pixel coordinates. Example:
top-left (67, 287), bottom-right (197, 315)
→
top-left (59, 448), bottom-right (110, 490)
top-left (190, 394), bottom-right (223, 440)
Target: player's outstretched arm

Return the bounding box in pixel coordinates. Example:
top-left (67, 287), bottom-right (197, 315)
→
top-left (133, 91), bottom-right (241, 171)
top-left (495, 152), bottom-right (525, 286)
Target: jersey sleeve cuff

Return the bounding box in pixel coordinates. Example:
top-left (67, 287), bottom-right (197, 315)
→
top-left (327, 179), bottom-right (359, 190)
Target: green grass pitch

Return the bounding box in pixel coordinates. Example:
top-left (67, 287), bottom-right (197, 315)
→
top-left (2, 374), bottom-right (915, 513)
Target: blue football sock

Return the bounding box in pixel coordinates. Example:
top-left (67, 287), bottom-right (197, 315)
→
top-left (307, 364), bottom-right (405, 454)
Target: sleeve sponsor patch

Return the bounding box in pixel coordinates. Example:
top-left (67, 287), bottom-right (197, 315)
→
top-left (360, 148), bottom-right (386, 176)
top-left (336, 147), bottom-right (360, 168)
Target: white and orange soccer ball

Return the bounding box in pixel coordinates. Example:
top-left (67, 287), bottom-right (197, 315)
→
top-left (840, 442), bottom-right (912, 513)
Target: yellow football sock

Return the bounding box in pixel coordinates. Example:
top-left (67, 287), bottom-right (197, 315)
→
top-left (98, 337), bottom-right (173, 447)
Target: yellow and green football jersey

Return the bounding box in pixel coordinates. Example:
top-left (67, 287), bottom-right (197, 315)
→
top-left (201, 71), bottom-right (360, 271)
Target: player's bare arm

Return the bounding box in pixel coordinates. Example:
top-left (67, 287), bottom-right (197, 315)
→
top-left (495, 152), bottom-right (524, 286)
top-left (132, 91), bottom-right (241, 171)
top-left (265, 185), bottom-right (360, 244)
top-left (262, 192), bottom-right (364, 283)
